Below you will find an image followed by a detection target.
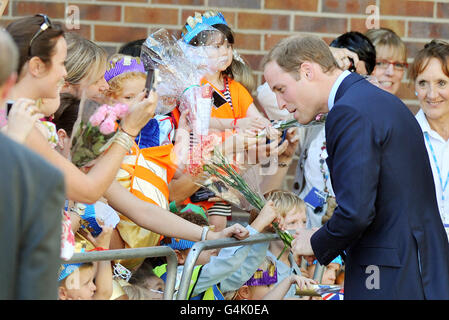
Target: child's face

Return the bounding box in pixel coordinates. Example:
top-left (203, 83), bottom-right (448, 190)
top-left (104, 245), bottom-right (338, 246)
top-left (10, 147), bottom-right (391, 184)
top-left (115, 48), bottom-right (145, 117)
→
top-left (279, 206), bottom-right (307, 231)
top-left (61, 266), bottom-right (96, 300)
top-left (143, 275), bottom-right (165, 300)
top-left (307, 263), bottom-right (341, 285)
top-left (113, 77), bottom-right (146, 106)
top-left (248, 283), bottom-right (275, 300)
top-left (205, 35), bottom-right (233, 73)
top-left (196, 248), bottom-right (218, 265)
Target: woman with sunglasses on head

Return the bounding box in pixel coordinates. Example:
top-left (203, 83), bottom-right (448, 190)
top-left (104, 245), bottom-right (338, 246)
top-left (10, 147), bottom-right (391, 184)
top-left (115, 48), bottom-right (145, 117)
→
top-left (408, 40), bottom-right (449, 238)
top-left (365, 28), bottom-right (408, 95)
top-left (6, 15), bottom-right (157, 204)
top-left (6, 15), bottom-right (251, 251)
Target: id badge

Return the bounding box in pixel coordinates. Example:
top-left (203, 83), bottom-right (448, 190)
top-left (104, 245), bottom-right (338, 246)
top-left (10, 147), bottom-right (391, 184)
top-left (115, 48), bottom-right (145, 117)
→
top-left (304, 187), bottom-right (327, 213)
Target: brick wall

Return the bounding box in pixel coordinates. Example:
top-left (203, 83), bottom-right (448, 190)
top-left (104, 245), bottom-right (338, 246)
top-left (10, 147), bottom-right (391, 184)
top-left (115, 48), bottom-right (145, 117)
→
top-left (2, 0), bottom-right (448, 190)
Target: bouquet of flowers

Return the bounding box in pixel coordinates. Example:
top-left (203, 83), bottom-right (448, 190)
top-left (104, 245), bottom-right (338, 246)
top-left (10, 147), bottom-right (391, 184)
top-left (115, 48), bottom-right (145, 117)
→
top-left (70, 98), bottom-right (128, 168)
top-left (186, 141), bottom-right (294, 256)
top-left (141, 27), bottom-right (224, 137)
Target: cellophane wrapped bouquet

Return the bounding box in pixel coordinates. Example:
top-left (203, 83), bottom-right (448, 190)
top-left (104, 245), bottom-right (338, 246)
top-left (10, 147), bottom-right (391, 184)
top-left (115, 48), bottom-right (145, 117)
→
top-left (70, 97), bottom-right (128, 168)
top-left (140, 28), bottom-right (220, 138)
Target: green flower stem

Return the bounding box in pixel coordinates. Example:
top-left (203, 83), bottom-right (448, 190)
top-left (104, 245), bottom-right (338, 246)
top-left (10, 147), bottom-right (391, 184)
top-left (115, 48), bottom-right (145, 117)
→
top-left (203, 148), bottom-right (293, 252)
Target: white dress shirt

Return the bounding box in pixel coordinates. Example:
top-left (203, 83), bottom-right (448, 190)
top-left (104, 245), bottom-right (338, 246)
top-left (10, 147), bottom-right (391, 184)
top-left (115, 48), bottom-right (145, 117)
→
top-left (415, 109), bottom-right (449, 225)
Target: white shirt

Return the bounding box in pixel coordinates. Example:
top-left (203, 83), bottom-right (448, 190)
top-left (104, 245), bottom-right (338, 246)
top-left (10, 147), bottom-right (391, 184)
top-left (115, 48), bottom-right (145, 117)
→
top-left (415, 109), bottom-right (449, 224)
top-left (299, 127), bottom-right (335, 200)
top-left (299, 127), bottom-right (335, 228)
top-left (328, 70), bottom-right (351, 111)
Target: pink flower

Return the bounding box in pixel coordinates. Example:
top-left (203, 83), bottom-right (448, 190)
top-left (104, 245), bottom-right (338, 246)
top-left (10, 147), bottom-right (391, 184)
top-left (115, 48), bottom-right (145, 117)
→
top-left (99, 114), bottom-right (117, 135)
top-left (89, 105), bottom-right (109, 126)
top-left (112, 103), bottom-right (128, 118)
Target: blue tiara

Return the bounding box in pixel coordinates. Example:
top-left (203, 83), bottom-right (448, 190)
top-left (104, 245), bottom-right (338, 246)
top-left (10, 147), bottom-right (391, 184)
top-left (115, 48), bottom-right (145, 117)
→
top-left (181, 11), bottom-right (228, 44)
top-left (58, 263), bottom-right (83, 282)
top-left (162, 237), bottom-right (196, 251)
top-left (202, 12), bottom-right (228, 27)
top-left (313, 255), bottom-right (343, 266)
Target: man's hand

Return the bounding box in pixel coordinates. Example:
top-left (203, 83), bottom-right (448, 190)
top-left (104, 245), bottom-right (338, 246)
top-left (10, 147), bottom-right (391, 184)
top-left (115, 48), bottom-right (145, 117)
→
top-left (292, 227), bottom-right (317, 264)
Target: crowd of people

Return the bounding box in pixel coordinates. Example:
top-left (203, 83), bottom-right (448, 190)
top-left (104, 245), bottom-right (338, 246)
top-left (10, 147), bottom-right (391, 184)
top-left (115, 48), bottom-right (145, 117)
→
top-left (1, 9), bottom-right (449, 300)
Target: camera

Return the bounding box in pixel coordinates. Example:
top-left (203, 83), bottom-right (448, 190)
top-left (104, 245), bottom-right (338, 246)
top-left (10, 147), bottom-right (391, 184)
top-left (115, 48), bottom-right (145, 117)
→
top-left (6, 100), bottom-right (14, 115)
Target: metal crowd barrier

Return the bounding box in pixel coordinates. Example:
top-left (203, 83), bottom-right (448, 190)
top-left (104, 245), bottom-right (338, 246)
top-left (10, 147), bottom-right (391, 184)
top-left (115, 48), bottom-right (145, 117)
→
top-left (176, 232), bottom-right (326, 300)
top-left (67, 246), bottom-right (178, 300)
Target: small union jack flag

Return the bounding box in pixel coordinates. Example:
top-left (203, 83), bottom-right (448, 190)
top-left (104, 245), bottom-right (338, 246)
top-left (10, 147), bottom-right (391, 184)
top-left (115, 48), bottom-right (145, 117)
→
top-left (322, 288), bottom-right (344, 300)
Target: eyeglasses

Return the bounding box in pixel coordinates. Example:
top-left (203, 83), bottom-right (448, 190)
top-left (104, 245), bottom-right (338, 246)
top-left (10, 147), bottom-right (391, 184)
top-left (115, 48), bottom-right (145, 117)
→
top-left (28, 14), bottom-right (52, 57)
top-left (375, 59), bottom-right (408, 71)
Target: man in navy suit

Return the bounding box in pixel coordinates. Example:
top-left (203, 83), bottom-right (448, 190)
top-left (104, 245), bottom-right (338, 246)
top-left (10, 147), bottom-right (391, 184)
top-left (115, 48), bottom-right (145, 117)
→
top-left (263, 35), bottom-right (449, 299)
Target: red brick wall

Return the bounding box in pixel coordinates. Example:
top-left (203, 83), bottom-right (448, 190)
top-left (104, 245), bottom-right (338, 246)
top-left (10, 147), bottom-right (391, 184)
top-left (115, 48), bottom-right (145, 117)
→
top-left (3, 0), bottom-right (448, 110)
top-left (2, 0), bottom-right (447, 188)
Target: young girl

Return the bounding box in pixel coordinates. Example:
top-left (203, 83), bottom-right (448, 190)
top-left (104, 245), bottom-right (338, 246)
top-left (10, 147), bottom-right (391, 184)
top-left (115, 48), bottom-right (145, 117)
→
top-left (103, 54), bottom-right (184, 270)
top-left (181, 10), bottom-right (270, 132)
top-left (180, 10), bottom-right (272, 230)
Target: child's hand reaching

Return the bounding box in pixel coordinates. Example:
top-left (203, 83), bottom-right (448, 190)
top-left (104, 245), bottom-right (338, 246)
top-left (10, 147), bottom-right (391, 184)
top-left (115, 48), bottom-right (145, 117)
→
top-left (236, 116), bottom-right (271, 131)
top-left (207, 223), bottom-right (249, 241)
top-left (120, 90), bottom-right (158, 137)
top-left (291, 274), bottom-right (317, 291)
top-left (262, 273), bottom-right (317, 300)
top-left (81, 221), bottom-right (113, 250)
top-left (250, 200), bottom-right (278, 232)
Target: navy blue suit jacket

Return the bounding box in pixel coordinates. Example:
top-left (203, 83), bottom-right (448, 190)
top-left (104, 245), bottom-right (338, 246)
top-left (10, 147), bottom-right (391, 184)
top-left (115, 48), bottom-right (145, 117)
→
top-left (311, 73), bottom-right (449, 299)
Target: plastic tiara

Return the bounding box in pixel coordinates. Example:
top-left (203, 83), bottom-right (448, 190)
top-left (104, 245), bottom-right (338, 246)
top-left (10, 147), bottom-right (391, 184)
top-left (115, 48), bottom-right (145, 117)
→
top-left (104, 56), bottom-right (145, 82)
top-left (313, 255), bottom-right (343, 266)
top-left (244, 259), bottom-right (278, 287)
top-left (181, 10), bottom-right (228, 44)
top-left (162, 237), bottom-right (196, 251)
top-left (58, 263), bottom-right (83, 282)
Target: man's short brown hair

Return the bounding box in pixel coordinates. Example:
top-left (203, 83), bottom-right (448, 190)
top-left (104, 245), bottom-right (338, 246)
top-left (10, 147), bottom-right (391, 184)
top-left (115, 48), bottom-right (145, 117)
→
top-left (262, 34), bottom-right (339, 79)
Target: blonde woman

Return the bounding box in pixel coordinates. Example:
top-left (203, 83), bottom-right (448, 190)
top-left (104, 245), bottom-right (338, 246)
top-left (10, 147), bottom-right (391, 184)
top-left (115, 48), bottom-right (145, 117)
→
top-left (365, 28), bottom-right (408, 95)
top-left (62, 32), bottom-right (110, 102)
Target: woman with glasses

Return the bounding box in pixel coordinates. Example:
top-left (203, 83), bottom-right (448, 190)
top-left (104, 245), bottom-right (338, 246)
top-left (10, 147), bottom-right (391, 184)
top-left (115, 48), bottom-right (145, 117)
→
top-left (365, 28), bottom-right (408, 95)
top-left (408, 40), bottom-right (449, 239)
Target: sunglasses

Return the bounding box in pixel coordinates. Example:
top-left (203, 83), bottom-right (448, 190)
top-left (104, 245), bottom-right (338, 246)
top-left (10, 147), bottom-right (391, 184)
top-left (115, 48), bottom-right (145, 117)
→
top-left (28, 14), bottom-right (52, 57)
top-left (375, 59), bottom-right (408, 71)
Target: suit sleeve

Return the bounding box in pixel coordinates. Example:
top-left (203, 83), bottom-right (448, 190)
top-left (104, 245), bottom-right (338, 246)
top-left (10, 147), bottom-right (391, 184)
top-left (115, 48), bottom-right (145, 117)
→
top-left (17, 164), bottom-right (66, 299)
top-left (311, 105), bottom-right (381, 265)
